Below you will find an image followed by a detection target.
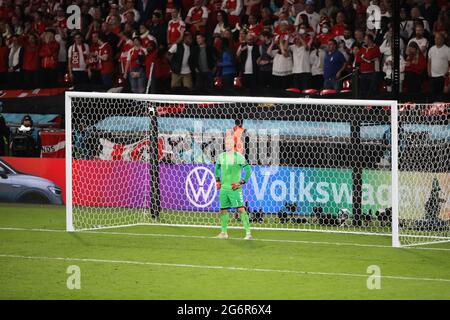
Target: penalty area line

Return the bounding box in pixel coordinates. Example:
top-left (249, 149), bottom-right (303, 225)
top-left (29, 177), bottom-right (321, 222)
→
top-left (0, 226), bottom-right (450, 252)
top-left (0, 253), bottom-right (450, 284)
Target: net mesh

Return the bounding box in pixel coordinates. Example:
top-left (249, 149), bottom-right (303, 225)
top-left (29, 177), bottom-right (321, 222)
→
top-left (68, 95), bottom-right (450, 246)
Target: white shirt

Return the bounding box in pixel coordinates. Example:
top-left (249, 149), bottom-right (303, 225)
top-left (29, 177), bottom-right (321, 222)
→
top-left (310, 48), bottom-right (325, 76)
top-left (428, 45), bottom-right (450, 77)
top-left (295, 11), bottom-right (320, 31)
top-left (169, 43), bottom-right (191, 74)
top-left (244, 45), bottom-right (254, 74)
top-left (68, 44), bottom-right (89, 71)
top-left (290, 45), bottom-right (311, 73)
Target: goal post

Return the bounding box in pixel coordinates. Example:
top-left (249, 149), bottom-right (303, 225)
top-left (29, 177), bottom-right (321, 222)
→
top-left (65, 92), bottom-right (450, 247)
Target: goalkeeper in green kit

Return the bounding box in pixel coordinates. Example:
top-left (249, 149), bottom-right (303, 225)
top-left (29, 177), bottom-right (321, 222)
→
top-left (214, 136), bottom-right (253, 240)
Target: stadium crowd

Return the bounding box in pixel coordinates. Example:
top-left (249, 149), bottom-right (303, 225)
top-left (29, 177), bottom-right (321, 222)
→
top-left (0, 0), bottom-right (449, 100)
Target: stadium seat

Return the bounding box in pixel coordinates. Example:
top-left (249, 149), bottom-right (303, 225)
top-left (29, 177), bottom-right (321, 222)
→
top-left (320, 89), bottom-right (337, 95)
top-left (302, 88), bottom-right (318, 95)
top-left (286, 88), bottom-right (301, 93)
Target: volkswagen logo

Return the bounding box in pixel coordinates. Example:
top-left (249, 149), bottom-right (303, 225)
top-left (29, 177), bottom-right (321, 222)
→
top-left (185, 167), bottom-right (217, 208)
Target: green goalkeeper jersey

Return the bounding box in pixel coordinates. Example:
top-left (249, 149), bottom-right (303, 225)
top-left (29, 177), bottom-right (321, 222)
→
top-left (214, 151), bottom-right (252, 191)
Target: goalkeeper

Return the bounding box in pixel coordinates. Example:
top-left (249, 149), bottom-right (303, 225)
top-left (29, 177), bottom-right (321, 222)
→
top-left (214, 136), bottom-right (253, 240)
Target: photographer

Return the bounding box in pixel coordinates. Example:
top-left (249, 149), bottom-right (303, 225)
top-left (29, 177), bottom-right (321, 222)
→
top-left (0, 102), bottom-right (9, 156)
top-left (10, 115), bottom-right (40, 158)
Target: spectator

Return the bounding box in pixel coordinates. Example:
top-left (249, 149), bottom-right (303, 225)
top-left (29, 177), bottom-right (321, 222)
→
top-left (222, 0), bottom-right (243, 29)
top-left (136, 0), bottom-right (164, 24)
top-left (165, 0), bottom-right (179, 21)
top-left (316, 22), bottom-right (335, 47)
top-left (122, 0), bottom-right (141, 24)
top-left (408, 23), bottom-right (429, 56)
top-left (257, 31), bottom-right (273, 88)
top-left (0, 35), bottom-right (8, 89)
top-left (341, 0), bottom-right (357, 27)
top-left (168, 7), bottom-right (186, 46)
top-left (237, 32), bottom-right (260, 91)
top-left (192, 33), bottom-right (217, 90)
top-left (124, 36), bottom-right (147, 93)
top-left (97, 33), bottom-right (115, 90)
top-left (122, 10), bottom-right (139, 32)
top-left (354, 28), bottom-right (366, 47)
top-left (88, 32), bottom-right (102, 86)
top-left (428, 32), bottom-right (450, 100)
top-left (268, 37), bottom-right (293, 90)
top-left (336, 27), bottom-right (355, 59)
top-left (419, 0), bottom-right (440, 30)
top-left (319, 0), bottom-right (339, 22)
top-left (355, 34), bottom-right (381, 98)
top-left (217, 37), bottom-right (237, 88)
top-left (213, 10), bottom-right (229, 36)
top-left (8, 34), bottom-right (24, 89)
top-left (23, 33), bottom-right (40, 89)
top-left (101, 22), bottom-right (120, 58)
top-left (68, 32), bottom-right (91, 87)
top-left (331, 11), bottom-right (346, 37)
top-left (400, 6), bottom-right (415, 42)
top-left (309, 38), bottom-right (325, 90)
top-left (247, 14), bottom-right (263, 36)
top-left (411, 6), bottom-right (430, 32)
top-left (404, 42), bottom-right (427, 94)
top-left (168, 31), bottom-right (194, 90)
top-left (119, 31), bottom-right (134, 76)
top-left (244, 0), bottom-right (262, 22)
top-left (148, 10), bottom-right (167, 47)
top-left (39, 28), bottom-right (59, 88)
top-left (296, 0), bottom-right (320, 32)
top-left (323, 39), bottom-right (346, 91)
top-left (290, 33), bottom-right (311, 91)
top-left (186, 0), bottom-right (209, 34)
top-left (139, 24), bottom-right (158, 50)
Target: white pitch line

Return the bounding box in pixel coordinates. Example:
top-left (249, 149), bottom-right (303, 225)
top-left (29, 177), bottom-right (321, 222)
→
top-left (1, 253), bottom-right (450, 284)
top-left (1, 227), bottom-right (450, 252)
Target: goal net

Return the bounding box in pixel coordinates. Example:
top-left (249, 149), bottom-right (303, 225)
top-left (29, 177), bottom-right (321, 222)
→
top-left (65, 92), bottom-right (450, 247)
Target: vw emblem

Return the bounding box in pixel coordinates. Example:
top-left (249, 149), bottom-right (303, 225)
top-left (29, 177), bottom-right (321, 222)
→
top-left (185, 167), bottom-right (217, 208)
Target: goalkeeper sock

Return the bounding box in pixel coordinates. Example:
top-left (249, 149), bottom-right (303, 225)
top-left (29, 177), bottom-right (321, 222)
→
top-left (220, 213), bottom-right (229, 233)
top-left (240, 211), bottom-right (251, 235)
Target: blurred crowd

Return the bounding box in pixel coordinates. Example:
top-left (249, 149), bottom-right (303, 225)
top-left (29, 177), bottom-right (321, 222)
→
top-left (0, 0), bottom-right (449, 100)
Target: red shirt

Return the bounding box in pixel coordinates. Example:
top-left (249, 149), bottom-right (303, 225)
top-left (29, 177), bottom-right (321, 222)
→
top-left (32, 21), bottom-right (46, 34)
top-left (404, 53), bottom-right (427, 75)
top-left (332, 23), bottom-right (345, 37)
top-left (89, 42), bottom-right (101, 71)
top-left (39, 41), bottom-right (59, 69)
top-left (55, 17), bottom-right (66, 29)
top-left (23, 43), bottom-right (41, 71)
top-left (141, 33), bottom-right (157, 49)
top-left (248, 23), bottom-right (263, 36)
top-left (187, 6), bottom-right (208, 33)
top-left (127, 47), bottom-right (147, 70)
top-left (0, 5), bottom-right (13, 22)
top-left (0, 46), bottom-right (8, 72)
top-left (317, 32), bottom-right (335, 46)
top-left (355, 46), bottom-right (381, 73)
top-left (119, 39), bottom-right (134, 73)
top-left (99, 43), bottom-right (114, 75)
top-left (168, 19), bottom-right (186, 46)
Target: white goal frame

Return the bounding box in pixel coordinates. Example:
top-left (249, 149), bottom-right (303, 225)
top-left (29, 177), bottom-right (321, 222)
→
top-left (66, 92), bottom-right (402, 245)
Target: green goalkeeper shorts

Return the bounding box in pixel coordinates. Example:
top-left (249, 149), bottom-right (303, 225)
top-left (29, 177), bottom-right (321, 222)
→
top-left (219, 188), bottom-right (245, 209)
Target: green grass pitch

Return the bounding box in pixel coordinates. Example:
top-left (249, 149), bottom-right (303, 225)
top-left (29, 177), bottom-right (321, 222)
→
top-left (0, 203), bottom-right (449, 300)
